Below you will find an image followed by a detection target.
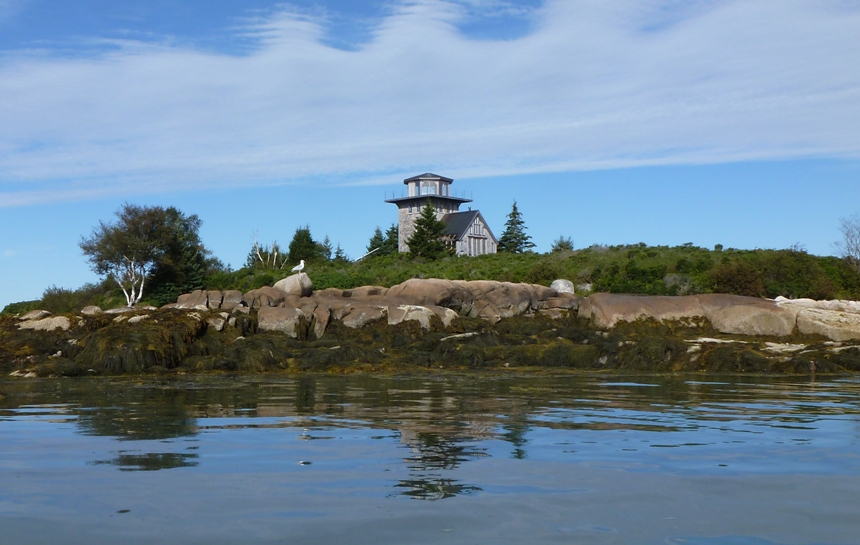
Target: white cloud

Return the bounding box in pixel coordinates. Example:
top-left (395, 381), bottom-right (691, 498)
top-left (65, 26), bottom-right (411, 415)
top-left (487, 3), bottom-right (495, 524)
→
top-left (0, 0), bottom-right (858, 206)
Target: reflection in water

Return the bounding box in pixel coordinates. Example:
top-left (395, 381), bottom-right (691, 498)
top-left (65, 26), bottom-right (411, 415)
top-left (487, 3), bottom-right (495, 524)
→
top-left (393, 478), bottom-right (481, 500)
top-left (2, 375), bottom-right (860, 499)
top-left (89, 452), bottom-right (199, 471)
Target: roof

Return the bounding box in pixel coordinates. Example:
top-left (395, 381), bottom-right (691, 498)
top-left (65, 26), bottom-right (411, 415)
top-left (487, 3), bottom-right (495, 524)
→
top-left (384, 194), bottom-right (471, 205)
top-left (403, 172), bottom-right (454, 184)
top-left (442, 210), bottom-right (480, 238)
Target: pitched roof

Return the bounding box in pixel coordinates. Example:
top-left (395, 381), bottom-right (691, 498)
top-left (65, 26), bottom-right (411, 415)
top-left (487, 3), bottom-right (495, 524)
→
top-left (403, 173), bottom-right (454, 184)
top-left (442, 210), bottom-right (480, 239)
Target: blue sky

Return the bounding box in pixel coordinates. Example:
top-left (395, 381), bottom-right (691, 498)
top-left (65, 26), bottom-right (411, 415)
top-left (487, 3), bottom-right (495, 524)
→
top-left (1, 0), bottom-right (859, 309)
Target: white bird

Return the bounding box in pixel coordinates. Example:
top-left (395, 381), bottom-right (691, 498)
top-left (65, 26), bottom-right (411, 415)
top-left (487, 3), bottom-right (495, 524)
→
top-left (291, 260), bottom-right (305, 274)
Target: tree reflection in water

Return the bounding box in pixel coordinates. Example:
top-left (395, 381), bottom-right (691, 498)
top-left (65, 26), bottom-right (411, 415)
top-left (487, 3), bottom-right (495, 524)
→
top-left (393, 432), bottom-right (487, 500)
top-left (89, 452), bottom-right (199, 471)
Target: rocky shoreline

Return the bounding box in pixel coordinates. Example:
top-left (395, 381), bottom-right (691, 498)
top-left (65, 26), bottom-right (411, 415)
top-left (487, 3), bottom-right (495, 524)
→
top-left (4, 276), bottom-right (860, 377)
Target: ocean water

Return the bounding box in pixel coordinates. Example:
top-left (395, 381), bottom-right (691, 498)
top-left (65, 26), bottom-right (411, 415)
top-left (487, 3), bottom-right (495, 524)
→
top-left (1, 374), bottom-right (859, 544)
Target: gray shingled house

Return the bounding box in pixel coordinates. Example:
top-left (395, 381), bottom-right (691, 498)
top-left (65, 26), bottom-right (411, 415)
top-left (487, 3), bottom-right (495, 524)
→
top-left (385, 173), bottom-right (498, 257)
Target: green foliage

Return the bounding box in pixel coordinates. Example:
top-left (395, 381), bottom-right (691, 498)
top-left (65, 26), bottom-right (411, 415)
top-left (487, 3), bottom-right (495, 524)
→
top-left (367, 227), bottom-right (385, 254)
top-left (334, 243), bottom-right (349, 263)
top-left (407, 201), bottom-right (452, 260)
top-left (498, 201), bottom-right (535, 253)
top-left (246, 240), bottom-right (289, 270)
top-left (383, 224), bottom-right (399, 255)
top-left (1, 300), bottom-right (40, 316)
top-left (288, 225), bottom-right (322, 265)
top-left (80, 204), bottom-right (214, 308)
top-left (551, 235), bottom-right (574, 253)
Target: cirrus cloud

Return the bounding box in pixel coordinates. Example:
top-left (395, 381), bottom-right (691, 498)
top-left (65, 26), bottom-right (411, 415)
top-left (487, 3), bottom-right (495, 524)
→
top-left (1, 0), bottom-right (859, 206)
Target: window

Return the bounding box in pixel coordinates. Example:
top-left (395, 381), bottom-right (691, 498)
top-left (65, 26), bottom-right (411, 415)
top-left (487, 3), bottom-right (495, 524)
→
top-left (421, 181), bottom-right (437, 195)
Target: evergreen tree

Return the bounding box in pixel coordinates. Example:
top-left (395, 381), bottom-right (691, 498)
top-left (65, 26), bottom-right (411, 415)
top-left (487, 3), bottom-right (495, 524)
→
top-left (317, 235), bottom-right (333, 261)
top-left (551, 235), bottom-right (574, 253)
top-left (407, 201), bottom-right (451, 260)
top-left (333, 243), bottom-right (349, 263)
top-left (287, 225), bottom-right (319, 264)
top-left (498, 201), bottom-right (535, 253)
top-left (367, 227), bottom-right (385, 254)
top-left (381, 223), bottom-right (399, 255)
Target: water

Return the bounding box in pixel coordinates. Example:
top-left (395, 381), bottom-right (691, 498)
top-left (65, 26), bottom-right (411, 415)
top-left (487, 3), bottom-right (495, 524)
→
top-left (1, 374), bottom-right (859, 544)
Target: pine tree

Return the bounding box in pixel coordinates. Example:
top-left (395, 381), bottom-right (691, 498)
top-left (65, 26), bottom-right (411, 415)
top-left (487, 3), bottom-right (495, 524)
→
top-left (498, 201), bottom-right (535, 253)
top-left (381, 223), bottom-right (399, 255)
top-left (551, 235), bottom-right (574, 253)
top-left (333, 243), bottom-right (349, 263)
top-left (367, 227), bottom-right (385, 254)
top-left (318, 235), bottom-right (333, 261)
top-left (287, 225), bottom-right (319, 264)
top-left (407, 201), bottom-right (451, 260)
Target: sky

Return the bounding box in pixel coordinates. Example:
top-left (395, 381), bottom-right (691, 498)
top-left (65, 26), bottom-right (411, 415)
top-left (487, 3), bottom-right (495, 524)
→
top-left (1, 0), bottom-right (859, 309)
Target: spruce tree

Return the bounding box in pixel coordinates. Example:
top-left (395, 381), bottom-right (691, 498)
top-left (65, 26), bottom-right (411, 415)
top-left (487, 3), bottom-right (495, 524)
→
top-left (367, 227), bottom-right (385, 254)
top-left (381, 223), bottom-right (399, 255)
top-left (287, 225), bottom-right (319, 264)
top-left (407, 201), bottom-right (450, 260)
top-left (498, 201), bottom-right (535, 253)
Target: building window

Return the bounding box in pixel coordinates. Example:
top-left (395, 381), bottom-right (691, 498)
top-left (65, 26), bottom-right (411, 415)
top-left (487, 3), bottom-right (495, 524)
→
top-left (421, 181), bottom-right (437, 195)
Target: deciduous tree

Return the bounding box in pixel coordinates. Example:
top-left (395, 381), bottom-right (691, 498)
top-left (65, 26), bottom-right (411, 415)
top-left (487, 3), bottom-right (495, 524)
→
top-left (80, 204), bottom-right (211, 307)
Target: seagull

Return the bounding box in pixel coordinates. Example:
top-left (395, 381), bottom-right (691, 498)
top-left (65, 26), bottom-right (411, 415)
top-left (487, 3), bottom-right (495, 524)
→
top-left (291, 260), bottom-right (305, 275)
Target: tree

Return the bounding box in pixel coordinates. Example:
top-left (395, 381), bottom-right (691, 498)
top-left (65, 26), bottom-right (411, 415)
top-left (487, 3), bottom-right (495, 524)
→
top-left (838, 214), bottom-right (860, 272)
top-left (246, 236), bottom-right (288, 270)
top-left (407, 200), bottom-right (451, 260)
top-left (146, 208), bottom-right (222, 306)
top-left (80, 204), bottom-right (210, 307)
top-left (366, 224), bottom-right (400, 257)
top-left (287, 225), bottom-right (320, 265)
top-left (318, 235), bottom-right (333, 261)
top-left (367, 227), bottom-right (385, 254)
top-left (498, 201), bottom-right (535, 253)
top-left (333, 243), bottom-right (349, 263)
top-left (382, 223), bottom-right (399, 255)
top-left (551, 235), bottom-right (574, 253)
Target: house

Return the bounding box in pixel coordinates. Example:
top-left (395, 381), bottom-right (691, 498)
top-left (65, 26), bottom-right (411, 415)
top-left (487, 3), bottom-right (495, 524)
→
top-left (385, 173), bottom-right (498, 257)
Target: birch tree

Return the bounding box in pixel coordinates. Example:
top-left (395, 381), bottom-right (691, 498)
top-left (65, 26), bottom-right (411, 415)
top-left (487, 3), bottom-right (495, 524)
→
top-left (80, 204), bottom-right (201, 307)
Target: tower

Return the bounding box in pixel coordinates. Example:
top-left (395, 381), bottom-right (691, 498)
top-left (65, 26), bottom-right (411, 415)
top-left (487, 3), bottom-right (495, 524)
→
top-left (384, 173), bottom-right (472, 253)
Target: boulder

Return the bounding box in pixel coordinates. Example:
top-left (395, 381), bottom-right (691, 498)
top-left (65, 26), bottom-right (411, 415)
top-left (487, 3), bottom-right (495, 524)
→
top-left (340, 304), bottom-right (388, 329)
top-left (310, 303), bottom-right (332, 339)
top-left (80, 305), bottom-right (103, 315)
top-left (273, 273), bottom-right (313, 297)
top-left (19, 316), bottom-right (71, 331)
top-left (697, 294), bottom-right (799, 337)
top-left (796, 308), bottom-right (860, 341)
top-left (176, 290), bottom-right (209, 310)
top-left (430, 306), bottom-right (459, 327)
top-left (207, 291), bottom-right (224, 309)
top-left (220, 290), bottom-right (246, 311)
top-left (388, 305), bottom-right (436, 329)
top-left (244, 286), bottom-right (289, 309)
top-left (258, 307), bottom-right (306, 338)
top-left (550, 279), bottom-right (575, 295)
top-left (578, 293), bottom-right (706, 329)
top-left (343, 286), bottom-right (389, 298)
top-left (543, 294), bottom-right (581, 310)
top-left (19, 310), bottom-right (52, 321)
top-left (386, 279), bottom-right (474, 309)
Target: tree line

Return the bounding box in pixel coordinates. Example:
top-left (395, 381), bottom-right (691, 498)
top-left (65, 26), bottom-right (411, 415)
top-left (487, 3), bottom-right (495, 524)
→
top-left (6, 201), bottom-right (860, 315)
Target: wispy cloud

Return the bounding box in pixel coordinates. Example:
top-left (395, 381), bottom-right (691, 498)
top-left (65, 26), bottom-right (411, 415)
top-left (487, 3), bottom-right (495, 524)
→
top-left (1, 0), bottom-right (858, 207)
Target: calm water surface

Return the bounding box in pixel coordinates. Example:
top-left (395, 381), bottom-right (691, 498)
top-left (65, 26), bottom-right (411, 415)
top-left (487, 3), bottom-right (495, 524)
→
top-left (1, 374), bottom-right (859, 544)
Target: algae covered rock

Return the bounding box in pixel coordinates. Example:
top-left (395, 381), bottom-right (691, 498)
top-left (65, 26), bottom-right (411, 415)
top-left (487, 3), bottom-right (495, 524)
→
top-left (19, 316), bottom-right (71, 331)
